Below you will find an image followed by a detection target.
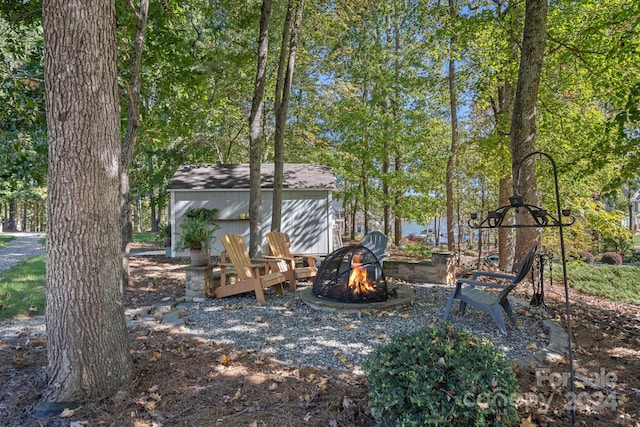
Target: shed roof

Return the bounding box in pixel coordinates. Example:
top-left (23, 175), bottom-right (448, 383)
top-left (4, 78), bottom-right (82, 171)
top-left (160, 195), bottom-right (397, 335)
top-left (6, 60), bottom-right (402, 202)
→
top-left (167, 163), bottom-right (335, 190)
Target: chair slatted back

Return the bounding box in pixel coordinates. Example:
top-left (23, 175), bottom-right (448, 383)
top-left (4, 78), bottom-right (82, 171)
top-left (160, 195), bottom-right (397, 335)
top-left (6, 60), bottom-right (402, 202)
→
top-left (266, 232), bottom-right (294, 273)
top-left (362, 231), bottom-right (388, 259)
top-left (498, 245), bottom-right (537, 300)
top-left (221, 234), bottom-right (254, 280)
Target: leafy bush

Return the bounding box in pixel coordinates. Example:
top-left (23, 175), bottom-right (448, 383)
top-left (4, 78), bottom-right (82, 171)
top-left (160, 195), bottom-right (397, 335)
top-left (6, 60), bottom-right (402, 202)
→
top-left (363, 323), bottom-right (520, 426)
top-left (567, 263), bottom-right (640, 304)
top-left (185, 207), bottom-right (218, 222)
top-left (578, 251), bottom-right (595, 264)
top-left (600, 252), bottom-right (623, 265)
top-left (179, 208), bottom-right (220, 250)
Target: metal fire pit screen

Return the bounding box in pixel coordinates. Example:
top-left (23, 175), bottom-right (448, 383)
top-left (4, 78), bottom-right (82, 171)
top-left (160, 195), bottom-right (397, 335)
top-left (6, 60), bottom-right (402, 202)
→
top-left (312, 245), bottom-right (388, 303)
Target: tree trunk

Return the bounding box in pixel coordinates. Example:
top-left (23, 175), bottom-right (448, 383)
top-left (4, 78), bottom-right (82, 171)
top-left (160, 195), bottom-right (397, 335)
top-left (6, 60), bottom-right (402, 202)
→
top-left (120, 0), bottom-right (149, 287)
top-left (272, 0), bottom-right (304, 232)
top-left (43, 0), bottom-right (134, 401)
top-left (446, 0), bottom-right (458, 253)
top-left (393, 152), bottom-right (402, 246)
top-left (7, 198), bottom-right (17, 230)
top-left (510, 0), bottom-right (548, 264)
top-left (249, 0), bottom-right (272, 257)
top-left (493, 82), bottom-right (516, 270)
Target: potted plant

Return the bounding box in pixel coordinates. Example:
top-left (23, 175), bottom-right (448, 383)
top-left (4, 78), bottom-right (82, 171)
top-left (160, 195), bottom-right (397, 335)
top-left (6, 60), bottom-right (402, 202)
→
top-left (159, 223), bottom-right (172, 257)
top-left (178, 208), bottom-right (219, 266)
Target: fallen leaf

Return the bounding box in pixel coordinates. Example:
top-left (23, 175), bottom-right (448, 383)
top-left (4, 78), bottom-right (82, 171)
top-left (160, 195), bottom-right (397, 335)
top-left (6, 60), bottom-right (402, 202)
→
top-left (149, 352), bottom-right (162, 362)
top-left (519, 414), bottom-right (537, 427)
top-left (317, 377), bottom-right (329, 390)
top-left (60, 408), bottom-right (75, 418)
top-left (400, 313), bottom-right (410, 319)
top-left (619, 394), bottom-right (629, 405)
top-left (345, 323), bottom-right (356, 331)
top-left (477, 401), bottom-right (489, 410)
top-left (526, 343), bottom-right (537, 350)
top-left (219, 354), bottom-right (231, 365)
top-left (268, 382), bottom-right (278, 391)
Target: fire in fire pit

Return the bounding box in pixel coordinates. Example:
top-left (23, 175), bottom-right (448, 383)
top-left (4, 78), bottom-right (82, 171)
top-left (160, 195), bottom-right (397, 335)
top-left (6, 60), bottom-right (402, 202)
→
top-left (312, 245), bottom-right (388, 303)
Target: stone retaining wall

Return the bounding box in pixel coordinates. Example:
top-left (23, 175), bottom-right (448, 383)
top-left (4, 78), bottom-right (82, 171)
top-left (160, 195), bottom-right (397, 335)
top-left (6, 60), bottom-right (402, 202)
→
top-left (184, 265), bottom-right (236, 302)
top-left (383, 251), bottom-right (455, 284)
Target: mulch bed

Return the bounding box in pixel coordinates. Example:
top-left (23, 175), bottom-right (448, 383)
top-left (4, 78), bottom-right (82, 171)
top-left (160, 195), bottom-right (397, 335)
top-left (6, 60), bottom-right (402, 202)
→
top-left (0, 248), bottom-right (639, 426)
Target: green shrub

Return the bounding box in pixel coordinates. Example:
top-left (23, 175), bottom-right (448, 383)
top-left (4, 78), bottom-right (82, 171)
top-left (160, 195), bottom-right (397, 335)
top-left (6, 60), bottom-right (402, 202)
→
top-left (363, 323), bottom-right (520, 426)
top-left (567, 263), bottom-right (640, 304)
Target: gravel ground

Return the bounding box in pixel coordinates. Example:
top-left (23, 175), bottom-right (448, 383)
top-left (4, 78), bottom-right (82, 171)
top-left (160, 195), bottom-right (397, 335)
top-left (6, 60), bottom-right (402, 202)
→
top-left (0, 236), bottom-right (550, 373)
top-left (0, 233), bottom-right (47, 339)
top-left (181, 281), bottom-right (549, 374)
top-left (0, 233), bottom-right (45, 272)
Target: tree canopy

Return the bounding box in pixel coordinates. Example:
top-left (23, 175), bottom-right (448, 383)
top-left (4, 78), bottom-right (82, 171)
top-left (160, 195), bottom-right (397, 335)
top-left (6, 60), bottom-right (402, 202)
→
top-left (1, 0), bottom-right (638, 255)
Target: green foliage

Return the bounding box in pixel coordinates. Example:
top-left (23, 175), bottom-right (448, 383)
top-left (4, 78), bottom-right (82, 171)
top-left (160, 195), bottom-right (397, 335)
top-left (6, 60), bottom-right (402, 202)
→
top-left (568, 263), bottom-right (640, 304)
top-left (0, 234), bottom-right (15, 249)
top-left (400, 237), bottom-right (432, 258)
top-left (132, 233), bottom-right (161, 244)
top-left (601, 236), bottom-right (635, 260)
top-left (364, 323), bottom-right (520, 427)
top-left (178, 208), bottom-right (219, 250)
top-left (0, 256), bottom-right (45, 319)
top-left (185, 207), bottom-right (218, 222)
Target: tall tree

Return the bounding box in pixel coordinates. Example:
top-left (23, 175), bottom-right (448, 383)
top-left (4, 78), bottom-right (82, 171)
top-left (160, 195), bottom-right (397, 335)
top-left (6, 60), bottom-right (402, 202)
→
top-left (272, 0), bottom-right (304, 231)
top-left (120, 0), bottom-right (149, 287)
top-left (43, 0), bottom-right (134, 402)
top-left (445, 0), bottom-right (459, 253)
top-left (509, 0), bottom-right (548, 263)
top-left (249, 0), bottom-right (272, 257)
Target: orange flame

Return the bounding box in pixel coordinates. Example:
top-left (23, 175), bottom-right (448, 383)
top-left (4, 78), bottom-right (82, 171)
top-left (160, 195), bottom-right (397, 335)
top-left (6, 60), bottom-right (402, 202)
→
top-left (348, 254), bottom-right (377, 296)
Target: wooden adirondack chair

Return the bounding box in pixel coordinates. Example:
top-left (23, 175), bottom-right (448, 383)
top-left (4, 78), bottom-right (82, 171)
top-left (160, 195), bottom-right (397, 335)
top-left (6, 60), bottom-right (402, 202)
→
top-left (443, 246), bottom-right (537, 335)
top-left (214, 234), bottom-right (286, 302)
top-left (265, 231), bottom-right (318, 291)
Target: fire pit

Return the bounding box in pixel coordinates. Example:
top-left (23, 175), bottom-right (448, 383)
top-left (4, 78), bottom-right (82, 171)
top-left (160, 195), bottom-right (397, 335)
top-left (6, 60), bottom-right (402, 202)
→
top-left (312, 245), bottom-right (388, 303)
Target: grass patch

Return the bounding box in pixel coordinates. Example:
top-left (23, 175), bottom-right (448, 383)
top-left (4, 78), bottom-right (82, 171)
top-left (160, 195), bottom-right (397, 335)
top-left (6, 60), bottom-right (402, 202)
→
top-left (0, 256), bottom-right (46, 319)
top-left (0, 234), bottom-right (15, 249)
top-left (133, 232), bottom-right (161, 245)
top-left (568, 263), bottom-right (640, 305)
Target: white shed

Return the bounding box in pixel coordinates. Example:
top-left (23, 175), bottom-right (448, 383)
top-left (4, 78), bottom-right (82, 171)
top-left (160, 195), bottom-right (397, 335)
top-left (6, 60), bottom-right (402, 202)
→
top-left (167, 163), bottom-right (336, 257)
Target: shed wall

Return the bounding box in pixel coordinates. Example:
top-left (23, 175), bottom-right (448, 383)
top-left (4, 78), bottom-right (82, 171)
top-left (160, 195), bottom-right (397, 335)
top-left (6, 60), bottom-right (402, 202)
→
top-left (170, 189), bottom-right (333, 257)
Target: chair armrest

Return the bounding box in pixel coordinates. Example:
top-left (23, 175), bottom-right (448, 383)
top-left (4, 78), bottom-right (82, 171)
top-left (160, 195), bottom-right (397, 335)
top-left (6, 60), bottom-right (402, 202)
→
top-left (223, 262), bottom-right (262, 269)
top-left (457, 278), bottom-right (509, 289)
top-left (471, 271), bottom-right (516, 281)
top-left (264, 255), bottom-right (295, 261)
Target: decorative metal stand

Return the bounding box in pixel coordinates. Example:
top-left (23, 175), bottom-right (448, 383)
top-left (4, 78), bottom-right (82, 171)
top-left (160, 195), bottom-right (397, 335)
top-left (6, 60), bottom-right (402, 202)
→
top-left (468, 151), bottom-right (576, 425)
